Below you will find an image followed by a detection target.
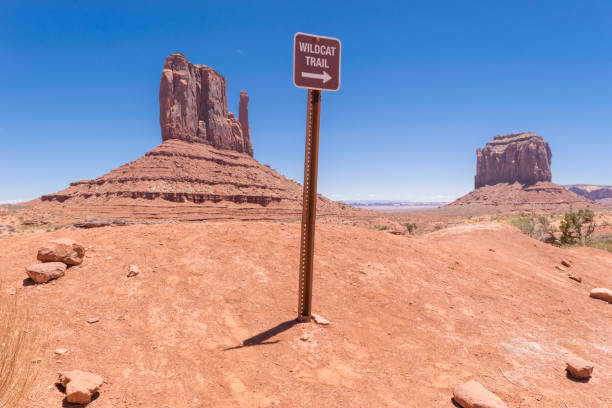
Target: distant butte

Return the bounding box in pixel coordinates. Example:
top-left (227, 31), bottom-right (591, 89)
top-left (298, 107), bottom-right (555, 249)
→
top-left (475, 132), bottom-right (551, 188)
top-left (31, 53), bottom-right (359, 222)
top-left (447, 132), bottom-right (593, 212)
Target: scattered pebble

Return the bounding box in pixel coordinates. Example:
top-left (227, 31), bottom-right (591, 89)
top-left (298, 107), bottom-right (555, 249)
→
top-left (561, 259), bottom-right (571, 268)
top-left (312, 314), bottom-right (330, 326)
top-left (568, 274), bottom-right (582, 283)
top-left (589, 288), bottom-right (612, 304)
top-left (555, 265), bottom-right (566, 272)
top-left (86, 317), bottom-right (100, 324)
top-left (453, 380), bottom-right (508, 408)
top-left (566, 355), bottom-right (594, 379)
top-left (127, 264), bottom-right (140, 277)
top-left (55, 348), bottom-right (68, 355)
top-left (300, 333), bottom-right (312, 342)
top-left (106, 256), bottom-right (112, 260)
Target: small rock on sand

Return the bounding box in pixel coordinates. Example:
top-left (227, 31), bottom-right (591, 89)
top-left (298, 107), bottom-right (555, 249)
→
top-left (555, 265), bottom-right (566, 272)
top-left (566, 355), bottom-right (594, 379)
top-left (589, 288), bottom-right (612, 304)
top-left (452, 380), bottom-right (508, 408)
top-left (55, 348), bottom-right (68, 355)
top-left (37, 239), bottom-right (85, 265)
top-left (26, 262), bottom-right (67, 284)
top-left (312, 314), bottom-right (330, 325)
top-left (561, 259), bottom-right (571, 268)
top-left (568, 274), bottom-right (582, 283)
top-left (59, 369), bottom-right (103, 404)
top-left (127, 264), bottom-right (139, 277)
top-left (86, 317), bottom-right (100, 324)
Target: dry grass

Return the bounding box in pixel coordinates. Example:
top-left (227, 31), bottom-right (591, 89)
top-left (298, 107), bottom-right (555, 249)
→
top-left (0, 288), bottom-right (42, 408)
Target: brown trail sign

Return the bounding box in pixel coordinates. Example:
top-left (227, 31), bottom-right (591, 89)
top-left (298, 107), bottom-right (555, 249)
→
top-left (293, 32), bottom-right (341, 92)
top-left (294, 33), bottom-right (341, 322)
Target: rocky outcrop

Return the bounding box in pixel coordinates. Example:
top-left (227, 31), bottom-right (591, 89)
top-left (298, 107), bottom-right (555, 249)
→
top-left (446, 132), bottom-right (593, 212)
top-left (34, 54), bottom-right (361, 222)
top-left (475, 132), bottom-right (551, 188)
top-left (565, 185), bottom-right (612, 205)
top-left (159, 53), bottom-right (253, 156)
top-left (239, 91), bottom-right (253, 156)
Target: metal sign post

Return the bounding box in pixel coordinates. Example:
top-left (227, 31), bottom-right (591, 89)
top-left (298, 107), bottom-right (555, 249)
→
top-left (297, 88), bottom-right (321, 321)
top-left (293, 33), bottom-right (341, 322)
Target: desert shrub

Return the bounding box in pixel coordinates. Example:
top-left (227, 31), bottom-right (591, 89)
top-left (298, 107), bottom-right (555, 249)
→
top-left (586, 233), bottom-right (612, 253)
top-left (509, 212), bottom-right (552, 241)
top-left (403, 222), bottom-right (417, 235)
top-left (0, 290), bottom-right (41, 407)
top-left (560, 209), bottom-right (595, 245)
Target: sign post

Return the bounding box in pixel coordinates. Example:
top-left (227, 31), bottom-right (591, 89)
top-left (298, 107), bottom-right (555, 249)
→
top-left (293, 32), bottom-right (341, 322)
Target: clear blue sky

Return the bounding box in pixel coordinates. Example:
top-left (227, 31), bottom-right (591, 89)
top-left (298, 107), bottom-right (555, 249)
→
top-left (1, 1), bottom-right (611, 203)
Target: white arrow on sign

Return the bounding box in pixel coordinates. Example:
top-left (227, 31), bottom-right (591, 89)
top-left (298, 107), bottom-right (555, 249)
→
top-left (301, 71), bottom-right (332, 83)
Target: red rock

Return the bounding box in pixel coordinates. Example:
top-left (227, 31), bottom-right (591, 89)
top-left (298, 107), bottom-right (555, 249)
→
top-left (25, 262), bottom-right (66, 283)
top-left (452, 380), bottom-right (508, 408)
top-left (239, 91), bottom-right (253, 157)
top-left (33, 54), bottom-right (362, 223)
top-left (159, 53), bottom-right (253, 156)
top-left (589, 288), bottom-right (612, 304)
top-left (127, 264), bottom-right (139, 277)
top-left (475, 132), bottom-right (552, 188)
top-left (566, 355), bottom-right (594, 379)
top-left (59, 369), bottom-right (103, 404)
top-left (561, 259), bottom-right (571, 268)
top-left (37, 239), bottom-right (85, 265)
top-left (446, 133), bottom-right (593, 212)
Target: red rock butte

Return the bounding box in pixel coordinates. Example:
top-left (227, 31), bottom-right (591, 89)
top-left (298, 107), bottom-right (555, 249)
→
top-left (33, 53), bottom-right (359, 221)
top-left (447, 132), bottom-right (594, 212)
top-left (475, 132), bottom-right (551, 188)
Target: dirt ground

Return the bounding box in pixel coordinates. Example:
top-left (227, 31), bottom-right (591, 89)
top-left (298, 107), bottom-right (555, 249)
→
top-left (1, 220), bottom-right (611, 407)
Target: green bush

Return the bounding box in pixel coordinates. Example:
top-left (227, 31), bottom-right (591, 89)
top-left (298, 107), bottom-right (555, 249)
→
top-left (509, 212), bottom-right (553, 242)
top-left (560, 209), bottom-right (595, 245)
top-left (403, 222), bottom-right (417, 235)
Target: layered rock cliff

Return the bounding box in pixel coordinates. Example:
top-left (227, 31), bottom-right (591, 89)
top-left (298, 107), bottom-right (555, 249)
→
top-left (475, 132), bottom-right (551, 188)
top-left (159, 53), bottom-right (253, 156)
top-left (565, 185), bottom-right (612, 206)
top-left (34, 53), bottom-right (359, 221)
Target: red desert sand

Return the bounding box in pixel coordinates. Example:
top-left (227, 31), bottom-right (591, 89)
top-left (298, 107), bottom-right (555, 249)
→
top-left (1, 221), bottom-right (611, 407)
